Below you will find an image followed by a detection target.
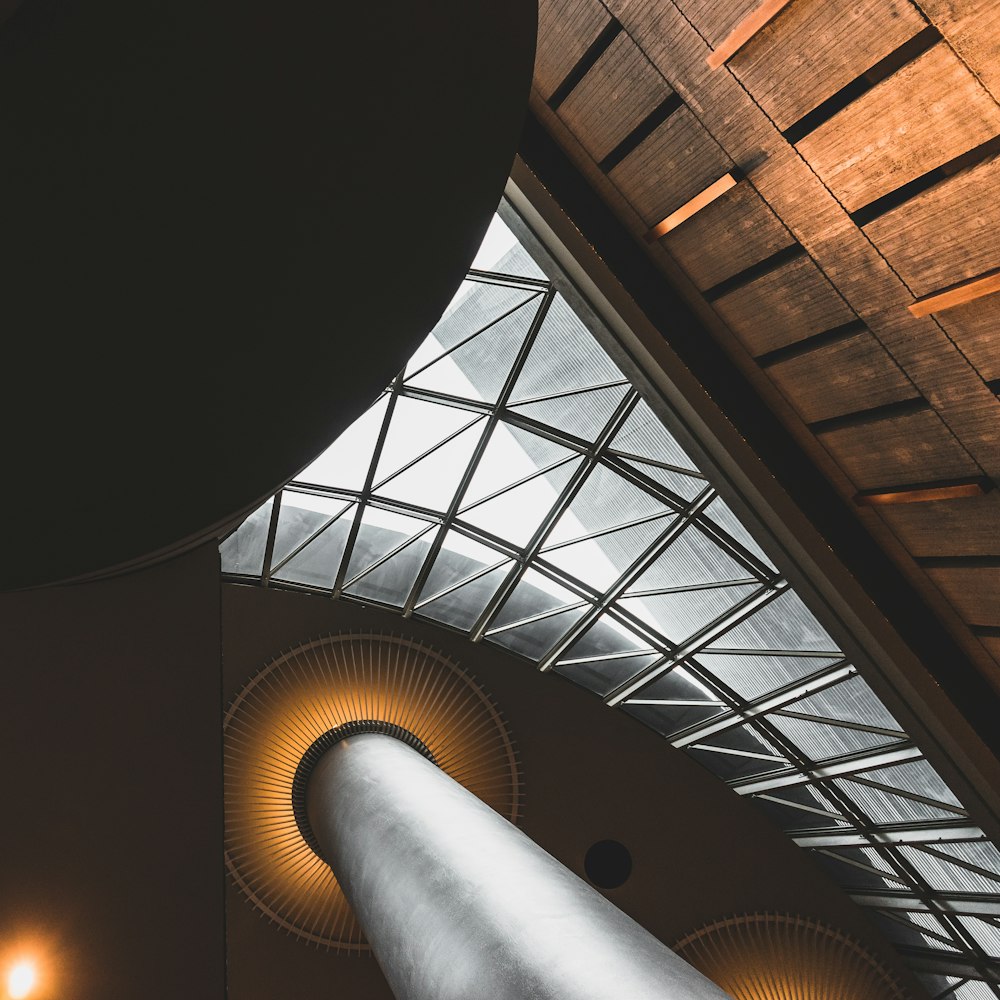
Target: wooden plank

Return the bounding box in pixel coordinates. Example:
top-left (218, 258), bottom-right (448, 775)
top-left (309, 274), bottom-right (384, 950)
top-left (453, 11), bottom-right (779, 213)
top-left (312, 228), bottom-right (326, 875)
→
top-left (557, 33), bottom-right (671, 163)
top-left (706, 0), bottom-right (797, 69)
top-left (797, 44), bottom-right (1000, 213)
top-left (917, 0), bottom-right (1000, 104)
top-left (909, 269), bottom-right (1000, 318)
top-left (865, 153), bottom-right (1000, 297)
top-left (663, 181), bottom-right (795, 292)
top-left (535, 0), bottom-right (613, 101)
top-left (879, 493), bottom-right (1000, 557)
top-left (766, 329), bottom-right (916, 423)
top-left (731, 0), bottom-right (926, 131)
top-left (645, 173), bottom-right (739, 241)
top-left (672, 0), bottom-right (764, 47)
top-left (926, 566), bottom-right (1000, 625)
top-left (712, 254), bottom-right (856, 356)
top-left (608, 107), bottom-right (730, 226)
top-left (816, 408), bottom-right (980, 490)
top-left (936, 295), bottom-right (1000, 383)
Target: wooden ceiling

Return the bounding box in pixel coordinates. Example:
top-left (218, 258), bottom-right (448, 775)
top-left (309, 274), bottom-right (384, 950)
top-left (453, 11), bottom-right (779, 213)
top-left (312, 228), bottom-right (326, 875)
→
top-left (529, 0), bottom-right (1000, 697)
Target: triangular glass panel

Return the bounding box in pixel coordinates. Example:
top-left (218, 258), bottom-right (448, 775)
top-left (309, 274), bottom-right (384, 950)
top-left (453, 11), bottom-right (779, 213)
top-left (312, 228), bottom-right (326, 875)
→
top-left (296, 393), bottom-right (389, 491)
top-left (751, 784), bottom-right (852, 832)
top-left (416, 531), bottom-right (506, 606)
top-left (272, 504), bottom-right (357, 590)
top-left (405, 300), bottom-right (539, 403)
top-left (271, 491), bottom-right (354, 570)
top-left (959, 916), bottom-right (1000, 958)
top-left (835, 777), bottom-right (962, 825)
top-left (542, 516), bottom-right (677, 593)
top-left (559, 619), bottom-right (656, 667)
top-left (488, 570), bottom-right (581, 632)
top-left (692, 651), bottom-right (843, 700)
top-left (509, 383), bottom-right (628, 442)
top-left (863, 760), bottom-right (962, 809)
top-left (703, 496), bottom-right (777, 572)
top-left (899, 845), bottom-right (1000, 893)
top-left (927, 841), bottom-right (1000, 880)
top-left (221, 497), bottom-right (273, 577)
top-left (545, 463), bottom-right (673, 546)
top-left (460, 457), bottom-right (583, 548)
top-left (686, 725), bottom-right (790, 781)
top-left (622, 667), bottom-right (727, 736)
top-left (609, 398), bottom-right (699, 471)
top-left (621, 458), bottom-right (707, 502)
top-left (373, 397), bottom-right (475, 485)
top-left (624, 523), bottom-right (754, 592)
top-left (418, 561), bottom-right (514, 631)
top-left (710, 589), bottom-right (841, 653)
top-left (782, 674), bottom-right (902, 732)
top-left (488, 605), bottom-right (589, 662)
top-left (509, 293), bottom-right (625, 402)
top-left (406, 281), bottom-right (537, 374)
top-left (813, 846), bottom-right (905, 890)
top-left (342, 507), bottom-right (433, 585)
top-left (461, 422), bottom-right (576, 509)
top-left (344, 529), bottom-right (436, 608)
top-left (375, 420), bottom-right (486, 512)
top-left (471, 214), bottom-right (547, 280)
top-left (618, 583), bottom-right (761, 646)
top-left (555, 651), bottom-right (663, 699)
top-left (770, 712), bottom-right (900, 762)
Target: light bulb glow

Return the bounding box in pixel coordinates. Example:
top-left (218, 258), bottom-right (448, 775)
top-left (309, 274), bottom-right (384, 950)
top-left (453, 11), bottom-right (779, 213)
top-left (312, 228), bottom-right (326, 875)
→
top-left (7, 960), bottom-right (36, 999)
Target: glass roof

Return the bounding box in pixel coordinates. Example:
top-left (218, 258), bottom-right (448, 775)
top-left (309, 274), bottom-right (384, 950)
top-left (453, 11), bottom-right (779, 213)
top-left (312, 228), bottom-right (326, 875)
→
top-left (222, 210), bottom-right (1000, 997)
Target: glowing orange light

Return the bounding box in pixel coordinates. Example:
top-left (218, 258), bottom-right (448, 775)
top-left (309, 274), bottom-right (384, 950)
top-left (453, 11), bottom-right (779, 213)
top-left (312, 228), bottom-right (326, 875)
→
top-left (7, 960), bottom-right (37, 999)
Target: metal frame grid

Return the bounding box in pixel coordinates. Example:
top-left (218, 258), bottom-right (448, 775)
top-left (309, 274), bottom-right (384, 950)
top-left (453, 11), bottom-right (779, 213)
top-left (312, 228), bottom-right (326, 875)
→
top-left (221, 219), bottom-right (1000, 996)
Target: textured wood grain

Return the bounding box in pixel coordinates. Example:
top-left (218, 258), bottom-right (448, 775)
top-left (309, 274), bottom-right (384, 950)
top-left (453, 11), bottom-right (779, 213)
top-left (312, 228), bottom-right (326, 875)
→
top-left (817, 408), bottom-right (980, 489)
top-left (646, 173), bottom-right (738, 240)
top-left (797, 44), bottom-right (1000, 213)
top-left (609, 107), bottom-right (730, 225)
top-left (918, 0), bottom-right (1000, 104)
top-left (937, 295), bottom-right (1000, 383)
top-left (557, 33), bottom-right (671, 162)
top-left (706, 0), bottom-right (797, 69)
top-left (535, 0), bottom-right (613, 101)
top-left (663, 181), bottom-right (795, 291)
top-left (926, 566), bottom-right (1000, 625)
top-left (910, 270), bottom-right (1000, 318)
top-left (879, 493), bottom-right (1000, 557)
top-left (767, 330), bottom-right (916, 423)
top-left (865, 153), bottom-right (1000, 297)
top-left (732, 0), bottom-right (926, 131)
top-left (713, 254), bottom-right (856, 355)
top-left (673, 0), bottom-right (765, 45)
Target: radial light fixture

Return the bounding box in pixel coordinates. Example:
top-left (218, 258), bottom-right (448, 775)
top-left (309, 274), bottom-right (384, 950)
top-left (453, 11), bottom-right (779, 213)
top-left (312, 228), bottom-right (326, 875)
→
top-left (674, 913), bottom-right (907, 1000)
top-left (224, 633), bottom-right (521, 951)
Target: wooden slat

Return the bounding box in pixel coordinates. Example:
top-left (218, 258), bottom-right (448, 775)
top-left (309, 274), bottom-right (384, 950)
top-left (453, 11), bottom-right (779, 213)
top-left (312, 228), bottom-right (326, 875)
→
top-left (663, 182), bottom-right (794, 292)
top-left (766, 329), bottom-right (915, 423)
top-left (645, 173), bottom-right (739, 241)
top-left (712, 254), bottom-right (856, 356)
top-left (858, 479), bottom-right (990, 507)
top-left (909, 269), bottom-right (1000, 318)
top-left (878, 493), bottom-right (1000, 557)
top-left (672, 0), bottom-right (763, 47)
top-left (730, 0), bottom-right (926, 132)
top-left (918, 0), bottom-right (1000, 105)
top-left (557, 33), bottom-right (671, 163)
top-left (816, 408), bottom-right (980, 490)
top-left (926, 566), bottom-right (1000, 625)
top-left (797, 44), bottom-right (1000, 213)
top-left (535, 0), bottom-right (613, 101)
top-left (706, 0), bottom-right (797, 70)
top-left (865, 153), bottom-right (1000, 297)
top-left (936, 295), bottom-right (1000, 383)
top-left (608, 107), bottom-right (729, 226)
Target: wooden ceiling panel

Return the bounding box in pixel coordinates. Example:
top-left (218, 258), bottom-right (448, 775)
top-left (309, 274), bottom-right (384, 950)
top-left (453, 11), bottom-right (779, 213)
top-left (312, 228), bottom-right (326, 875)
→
top-left (609, 108), bottom-right (730, 226)
top-left (918, 0), bottom-right (1000, 103)
top-left (662, 181), bottom-right (794, 291)
top-left (863, 152), bottom-right (1000, 298)
top-left (878, 493), bottom-right (1000, 558)
top-left (765, 329), bottom-right (916, 424)
top-left (796, 43), bottom-right (1000, 214)
top-left (712, 254), bottom-right (857, 356)
top-left (672, 0), bottom-right (763, 47)
top-left (935, 294), bottom-right (1000, 383)
top-left (731, 0), bottom-right (926, 132)
top-left (926, 565), bottom-right (1000, 626)
top-left (557, 34), bottom-right (671, 163)
top-left (535, 0), bottom-right (613, 102)
top-left (816, 407), bottom-right (981, 489)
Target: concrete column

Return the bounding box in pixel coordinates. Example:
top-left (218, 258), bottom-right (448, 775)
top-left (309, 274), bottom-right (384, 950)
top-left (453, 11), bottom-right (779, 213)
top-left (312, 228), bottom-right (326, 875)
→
top-left (306, 733), bottom-right (731, 1000)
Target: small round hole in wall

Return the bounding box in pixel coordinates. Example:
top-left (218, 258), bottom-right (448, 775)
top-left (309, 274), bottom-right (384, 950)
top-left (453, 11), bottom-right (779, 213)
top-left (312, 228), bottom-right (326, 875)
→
top-left (584, 840), bottom-right (632, 889)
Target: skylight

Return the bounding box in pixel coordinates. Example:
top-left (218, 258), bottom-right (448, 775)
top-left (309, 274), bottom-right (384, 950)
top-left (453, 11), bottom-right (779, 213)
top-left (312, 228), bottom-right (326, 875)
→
top-left (222, 208), bottom-right (1000, 997)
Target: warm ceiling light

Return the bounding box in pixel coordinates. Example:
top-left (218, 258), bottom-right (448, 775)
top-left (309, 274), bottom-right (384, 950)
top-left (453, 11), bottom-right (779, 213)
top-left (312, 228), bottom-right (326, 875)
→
top-left (7, 960), bottom-right (36, 1000)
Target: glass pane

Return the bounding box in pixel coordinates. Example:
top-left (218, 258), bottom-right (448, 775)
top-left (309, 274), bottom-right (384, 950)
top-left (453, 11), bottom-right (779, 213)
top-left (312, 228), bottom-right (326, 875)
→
top-left (555, 652), bottom-right (663, 699)
top-left (898, 845), bottom-right (1000, 893)
top-left (703, 495), bottom-right (777, 571)
top-left (609, 398), bottom-right (698, 471)
top-left (489, 570), bottom-right (581, 631)
top-left (220, 497), bottom-right (273, 577)
top-left (626, 524), bottom-right (754, 591)
top-left (618, 584), bottom-right (761, 646)
top-left (509, 383), bottom-right (628, 442)
top-left (692, 651), bottom-right (843, 700)
top-left (471, 214), bottom-right (546, 279)
top-left (344, 529), bottom-right (435, 607)
top-left (623, 668), bottom-right (727, 736)
top-left (621, 458), bottom-right (707, 501)
top-left (416, 531), bottom-right (506, 605)
top-left (835, 777), bottom-right (964, 825)
top-left (272, 506), bottom-right (356, 590)
top-left (710, 590), bottom-right (841, 653)
top-left (751, 785), bottom-right (850, 832)
top-left (488, 605), bottom-right (588, 661)
top-left (418, 561), bottom-right (513, 631)
top-left (271, 492), bottom-right (353, 569)
top-left (343, 507), bottom-right (432, 584)
top-left (686, 726), bottom-right (789, 781)
top-left (296, 393), bottom-right (389, 491)
top-left (373, 397), bottom-right (474, 485)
